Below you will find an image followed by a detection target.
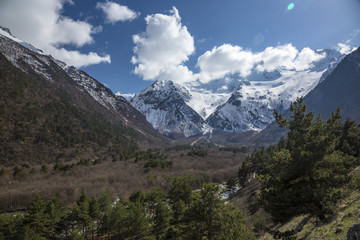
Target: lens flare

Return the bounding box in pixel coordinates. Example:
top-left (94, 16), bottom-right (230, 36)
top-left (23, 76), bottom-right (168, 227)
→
top-left (287, 3), bottom-right (295, 11)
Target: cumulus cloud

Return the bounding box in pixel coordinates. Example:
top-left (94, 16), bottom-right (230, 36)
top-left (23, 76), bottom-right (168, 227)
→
top-left (0, 0), bottom-right (110, 67)
top-left (196, 43), bottom-right (326, 82)
top-left (337, 43), bottom-right (356, 55)
top-left (96, 1), bottom-right (139, 24)
top-left (256, 44), bottom-right (298, 72)
top-left (197, 44), bottom-right (256, 81)
top-left (293, 47), bottom-right (326, 71)
top-left (47, 46), bottom-right (111, 68)
top-left (131, 7), bottom-right (196, 83)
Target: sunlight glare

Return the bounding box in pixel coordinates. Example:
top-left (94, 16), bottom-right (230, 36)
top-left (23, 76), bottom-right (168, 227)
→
top-left (287, 3), bottom-right (295, 11)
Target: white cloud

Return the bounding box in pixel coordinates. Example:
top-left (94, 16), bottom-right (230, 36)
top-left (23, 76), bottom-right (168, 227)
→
top-left (46, 46), bottom-right (110, 68)
top-left (196, 43), bottom-right (326, 82)
top-left (197, 44), bottom-right (256, 82)
top-left (115, 91), bottom-right (135, 100)
top-left (256, 44), bottom-right (298, 72)
top-left (337, 42), bottom-right (356, 55)
top-left (131, 7), bottom-right (196, 83)
top-left (96, 1), bottom-right (139, 24)
top-left (0, 0), bottom-right (110, 67)
top-left (293, 47), bottom-right (326, 71)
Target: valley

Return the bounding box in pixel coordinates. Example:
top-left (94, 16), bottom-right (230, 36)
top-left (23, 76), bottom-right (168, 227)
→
top-left (0, 22), bottom-right (360, 239)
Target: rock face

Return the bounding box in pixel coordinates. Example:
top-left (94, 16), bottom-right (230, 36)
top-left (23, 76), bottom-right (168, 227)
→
top-left (347, 223), bottom-right (360, 240)
top-left (130, 80), bottom-right (211, 137)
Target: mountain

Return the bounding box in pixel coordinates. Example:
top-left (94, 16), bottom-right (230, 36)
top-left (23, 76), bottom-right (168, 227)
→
top-left (207, 49), bottom-right (345, 133)
top-left (304, 47), bottom-right (360, 121)
top-left (130, 49), bottom-right (345, 137)
top-left (0, 27), bottom-right (162, 164)
top-left (248, 47), bottom-right (360, 145)
top-left (130, 80), bottom-right (211, 137)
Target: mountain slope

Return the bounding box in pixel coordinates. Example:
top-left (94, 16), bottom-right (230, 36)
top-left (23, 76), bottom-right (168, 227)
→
top-left (206, 49), bottom-right (344, 133)
top-left (130, 80), bottom-right (211, 137)
top-left (303, 47), bottom-right (360, 121)
top-left (0, 30), bottom-right (158, 139)
top-left (0, 29), bottom-right (163, 165)
top-left (248, 47), bottom-right (360, 145)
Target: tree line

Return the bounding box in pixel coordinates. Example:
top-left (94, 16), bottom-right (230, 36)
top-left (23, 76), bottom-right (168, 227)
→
top-left (0, 177), bottom-right (255, 240)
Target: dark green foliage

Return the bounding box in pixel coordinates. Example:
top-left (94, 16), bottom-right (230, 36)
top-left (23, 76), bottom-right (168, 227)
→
top-left (0, 181), bottom-right (255, 240)
top-left (239, 98), bottom-right (360, 223)
top-left (168, 177), bottom-right (193, 205)
top-left (23, 195), bottom-right (51, 237)
top-left (13, 166), bottom-right (25, 178)
top-left (188, 148), bottom-right (208, 157)
top-left (77, 159), bottom-right (91, 167)
top-left (183, 183), bottom-right (256, 240)
top-left (144, 159), bottom-right (173, 169)
top-left (166, 144), bottom-right (192, 151)
top-left (0, 214), bottom-right (24, 240)
top-left (135, 149), bottom-right (173, 169)
top-left (226, 176), bottom-right (237, 194)
top-left (40, 164), bottom-right (48, 174)
top-left (129, 190), bottom-right (146, 203)
top-left (53, 162), bottom-right (75, 172)
top-left (219, 146), bottom-right (248, 153)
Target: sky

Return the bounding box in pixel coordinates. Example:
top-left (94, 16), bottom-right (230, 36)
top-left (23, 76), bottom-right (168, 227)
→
top-left (0, 0), bottom-right (359, 96)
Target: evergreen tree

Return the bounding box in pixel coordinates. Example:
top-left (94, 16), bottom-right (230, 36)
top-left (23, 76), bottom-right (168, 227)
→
top-left (45, 197), bottom-right (64, 239)
top-left (109, 201), bottom-right (127, 238)
top-left (23, 195), bottom-right (50, 238)
top-left (89, 197), bottom-right (101, 240)
top-left (72, 192), bottom-right (91, 236)
top-left (259, 98), bottom-right (355, 222)
top-left (184, 183), bottom-right (255, 240)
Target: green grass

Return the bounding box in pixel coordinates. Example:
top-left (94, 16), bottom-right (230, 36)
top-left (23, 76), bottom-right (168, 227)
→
top-left (261, 190), bottom-right (360, 239)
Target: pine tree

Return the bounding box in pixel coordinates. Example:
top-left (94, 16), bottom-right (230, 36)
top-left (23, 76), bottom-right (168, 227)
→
top-left (259, 98), bottom-right (355, 222)
top-left (23, 195), bottom-right (50, 237)
top-left (72, 192), bottom-right (91, 236)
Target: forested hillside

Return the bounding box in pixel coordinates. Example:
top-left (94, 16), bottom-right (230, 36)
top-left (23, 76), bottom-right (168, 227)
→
top-left (0, 53), bottom-right (141, 165)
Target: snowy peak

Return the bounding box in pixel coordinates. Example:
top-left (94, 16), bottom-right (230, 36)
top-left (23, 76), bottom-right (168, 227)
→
top-left (0, 26), bottom-right (12, 36)
top-left (0, 26), bottom-right (42, 54)
top-left (139, 79), bottom-right (192, 105)
top-left (131, 48), bottom-right (347, 137)
top-left (130, 80), bottom-right (211, 137)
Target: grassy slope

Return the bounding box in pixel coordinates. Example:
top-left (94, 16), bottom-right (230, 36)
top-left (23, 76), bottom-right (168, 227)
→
top-left (260, 189), bottom-right (360, 240)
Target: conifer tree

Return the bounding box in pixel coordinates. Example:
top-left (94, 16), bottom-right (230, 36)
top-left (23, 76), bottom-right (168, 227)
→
top-left (259, 98), bottom-right (355, 222)
top-left (23, 195), bottom-right (50, 238)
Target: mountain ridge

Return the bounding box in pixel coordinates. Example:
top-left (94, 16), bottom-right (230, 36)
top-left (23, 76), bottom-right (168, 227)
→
top-left (130, 48), bottom-right (346, 137)
top-left (0, 27), bottom-right (165, 165)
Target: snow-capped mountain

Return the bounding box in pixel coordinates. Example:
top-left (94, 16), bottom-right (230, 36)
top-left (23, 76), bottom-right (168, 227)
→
top-left (130, 80), bottom-right (211, 137)
top-left (0, 27), bottom-right (157, 139)
top-left (130, 49), bottom-right (345, 136)
top-left (206, 48), bottom-right (344, 132)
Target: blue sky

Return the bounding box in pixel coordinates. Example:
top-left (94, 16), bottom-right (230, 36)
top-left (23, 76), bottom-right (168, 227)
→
top-left (0, 0), bottom-right (359, 95)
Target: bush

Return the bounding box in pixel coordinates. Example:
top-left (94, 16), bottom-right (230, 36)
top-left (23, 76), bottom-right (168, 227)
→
top-left (188, 149), bottom-right (208, 157)
top-left (349, 174), bottom-right (360, 189)
top-left (40, 164), bottom-right (48, 174)
top-left (0, 167), bottom-right (9, 176)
